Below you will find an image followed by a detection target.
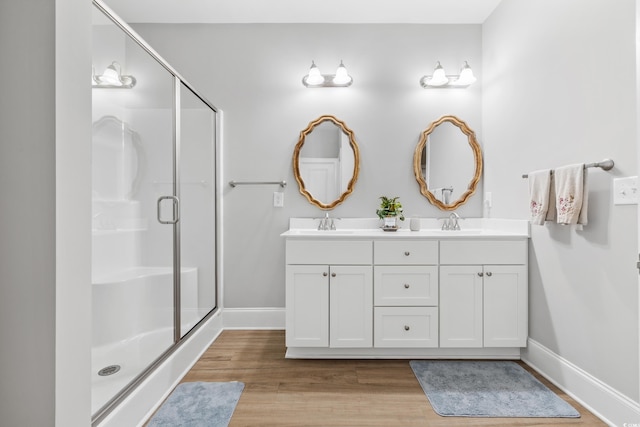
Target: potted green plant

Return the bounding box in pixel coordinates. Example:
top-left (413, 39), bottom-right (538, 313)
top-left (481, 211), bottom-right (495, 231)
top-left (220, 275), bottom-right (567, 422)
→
top-left (376, 196), bottom-right (405, 230)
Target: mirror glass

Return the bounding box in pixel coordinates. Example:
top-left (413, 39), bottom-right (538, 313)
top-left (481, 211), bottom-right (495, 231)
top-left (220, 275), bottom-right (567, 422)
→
top-left (413, 115), bottom-right (482, 210)
top-left (293, 115), bottom-right (359, 210)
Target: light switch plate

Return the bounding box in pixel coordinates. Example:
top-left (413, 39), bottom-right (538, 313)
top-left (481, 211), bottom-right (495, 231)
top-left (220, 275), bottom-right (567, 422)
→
top-left (273, 191), bottom-right (284, 207)
top-left (613, 176), bottom-right (638, 205)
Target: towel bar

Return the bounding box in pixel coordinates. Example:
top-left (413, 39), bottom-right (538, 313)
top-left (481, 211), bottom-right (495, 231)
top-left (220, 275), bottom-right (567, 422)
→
top-left (522, 159), bottom-right (614, 178)
top-left (229, 180), bottom-right (287, 188)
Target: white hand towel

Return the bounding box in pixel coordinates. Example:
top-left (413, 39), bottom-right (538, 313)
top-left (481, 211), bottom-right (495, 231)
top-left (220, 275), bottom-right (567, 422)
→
top-left (528, 169), bottom-right (552, 225)
top-left (554, 163), bottom-right (588, 225)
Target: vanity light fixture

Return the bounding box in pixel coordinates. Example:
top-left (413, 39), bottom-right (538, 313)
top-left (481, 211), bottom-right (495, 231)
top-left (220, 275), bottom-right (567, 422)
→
top-left (92, 61), bottom-right (137, 89)
top-left (302, 60), bottom-right (353, 88)
top-left (420, 61), bottom-right (476, 89)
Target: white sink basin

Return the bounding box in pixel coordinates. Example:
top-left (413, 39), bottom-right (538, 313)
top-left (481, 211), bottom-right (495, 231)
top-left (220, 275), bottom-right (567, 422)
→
top-left (285, 229), bottom-right (357, 235)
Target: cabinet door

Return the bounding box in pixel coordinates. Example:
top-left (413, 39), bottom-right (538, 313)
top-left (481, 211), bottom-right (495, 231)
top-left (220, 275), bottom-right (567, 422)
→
top-left (483, 265), bottom-right (528, 347)
top-left (330, 265), bottom-right (373, 348)
top-left (439, 265), bottom-right (483, 348)
top-left (286, 265), bottom-right (329, 347)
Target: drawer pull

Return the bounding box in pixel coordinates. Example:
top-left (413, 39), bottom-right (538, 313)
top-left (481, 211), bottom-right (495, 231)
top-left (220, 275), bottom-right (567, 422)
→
top-left (477, 272), bottom-right (484, 277)
top-left (404, 283), bottom-right (410, 289)
top-left (486, 271), bottom-right (493, 277)
top-left (404, 325), bottom-right (410, 331)
top-left (322, 272), bottom-right (328, 277)
top-left (331, 272), bottom-right (336, 277)
top-left (404, 251), bottom-right (410, 256)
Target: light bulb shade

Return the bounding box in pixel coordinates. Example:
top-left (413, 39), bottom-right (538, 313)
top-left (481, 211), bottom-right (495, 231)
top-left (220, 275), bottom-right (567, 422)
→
top-left (93, 61), bottom-right (136, 88)
top-left (101, 63), bottom-right (122, 85)
top-left (332, 61), bottom-right (352, 85)
top-left (454, 61), bottom-right (476, 86)
top-left (304, 61), bottom-right (325, 86)
top-left (428, 62), bottom-right (448, 86)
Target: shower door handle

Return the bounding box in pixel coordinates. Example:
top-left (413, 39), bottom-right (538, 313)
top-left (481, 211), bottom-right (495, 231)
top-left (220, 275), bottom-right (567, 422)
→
top-left (157, 196), bottom-right (180, 224)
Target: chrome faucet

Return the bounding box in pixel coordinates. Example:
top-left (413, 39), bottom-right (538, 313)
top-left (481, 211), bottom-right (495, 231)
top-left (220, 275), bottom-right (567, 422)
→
top-left (317, 212), bottom-right (339, 231)
top-left (439, 212), bottom-right (462, 231)
top-left (442, 187), bottom-right (453, 205)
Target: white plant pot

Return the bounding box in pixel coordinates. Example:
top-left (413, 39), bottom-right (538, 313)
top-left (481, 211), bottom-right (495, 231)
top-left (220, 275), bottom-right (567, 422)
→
top-left (383, 216), bottom-right (397, 228)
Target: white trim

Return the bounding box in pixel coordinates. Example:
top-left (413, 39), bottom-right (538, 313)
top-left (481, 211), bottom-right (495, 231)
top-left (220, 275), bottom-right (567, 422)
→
top-left (636, 0), bottom-right (640, 406)
top-left (286, 346), bottom-right (520, 359)
top-left (216, 109), bottom-right (224, 315)
top-left (222, 307), bottom-right (286, 329)
top-left (97, 311), bottom-right (223, 427)
top-left (522, 338), bottom-right (640, 427)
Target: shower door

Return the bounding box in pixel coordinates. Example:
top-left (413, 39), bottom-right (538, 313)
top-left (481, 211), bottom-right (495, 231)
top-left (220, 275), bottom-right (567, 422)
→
top-left (92, 5), bottom-right (210, 418)
top-left (178, 83), bottom-right (218, 337)
top-left (92, 15), bottom-right (176, 415)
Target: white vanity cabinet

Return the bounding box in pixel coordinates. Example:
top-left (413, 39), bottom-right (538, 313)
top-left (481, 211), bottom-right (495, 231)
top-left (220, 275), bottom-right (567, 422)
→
top-left (285, 240), bottom-right (373, 348)
top-left (439, 240), bottom-right (528, 348)
top-left (373, 241), bottom-right (439, 348)
top-left (282, 219), bottom-right (529, 359)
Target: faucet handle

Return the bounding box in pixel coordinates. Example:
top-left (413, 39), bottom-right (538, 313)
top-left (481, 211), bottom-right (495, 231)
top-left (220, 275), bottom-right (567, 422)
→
top-left (437, 217), bottom-right (451, 230)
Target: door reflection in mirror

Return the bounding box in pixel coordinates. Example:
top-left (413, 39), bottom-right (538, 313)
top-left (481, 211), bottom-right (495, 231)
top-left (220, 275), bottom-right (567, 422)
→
top-left (293, 115), bottom-right (360, 210)
top-left (299, 121), bottom-right (354, 203)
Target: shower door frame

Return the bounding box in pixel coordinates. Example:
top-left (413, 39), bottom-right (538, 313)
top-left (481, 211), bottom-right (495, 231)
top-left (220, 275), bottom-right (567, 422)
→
top-left (91, 1), bottom-right (221, 425)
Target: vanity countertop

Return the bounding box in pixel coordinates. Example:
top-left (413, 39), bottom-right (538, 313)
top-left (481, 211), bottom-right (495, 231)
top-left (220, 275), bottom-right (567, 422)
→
top-left (281, 218), bottom-right (530, 239)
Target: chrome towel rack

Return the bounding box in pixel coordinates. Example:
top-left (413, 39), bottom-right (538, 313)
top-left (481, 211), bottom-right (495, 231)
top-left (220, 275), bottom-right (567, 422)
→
top-left (229, 180), bottom-right (287, 188)
top-left (522, 159), bottom-right (614, 178)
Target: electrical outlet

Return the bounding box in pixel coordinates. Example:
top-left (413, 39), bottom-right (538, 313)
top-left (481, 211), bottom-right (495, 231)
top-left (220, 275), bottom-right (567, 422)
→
top-left (485, 192), bottom-right (492, 208)
top-left (613, 176), bottom-right (638, 205)
top-left (273, 191), bottom-right (284, 207)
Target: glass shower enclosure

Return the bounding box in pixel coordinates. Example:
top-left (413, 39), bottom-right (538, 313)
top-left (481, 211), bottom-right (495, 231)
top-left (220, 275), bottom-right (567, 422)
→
top-left (91, 2), bottom-right (218, 422)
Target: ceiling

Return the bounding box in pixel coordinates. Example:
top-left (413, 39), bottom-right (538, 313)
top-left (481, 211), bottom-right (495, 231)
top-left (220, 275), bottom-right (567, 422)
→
top-left (101, 0), bottom-right (503, 24)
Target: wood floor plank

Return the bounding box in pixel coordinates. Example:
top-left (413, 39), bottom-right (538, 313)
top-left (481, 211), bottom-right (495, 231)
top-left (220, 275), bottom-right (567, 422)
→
top-left (175, 330), bottom-right (607, 426)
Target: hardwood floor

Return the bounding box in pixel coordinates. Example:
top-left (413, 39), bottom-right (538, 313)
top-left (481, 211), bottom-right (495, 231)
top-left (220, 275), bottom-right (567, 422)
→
top-left (179, 330), bottom-right (606, 426)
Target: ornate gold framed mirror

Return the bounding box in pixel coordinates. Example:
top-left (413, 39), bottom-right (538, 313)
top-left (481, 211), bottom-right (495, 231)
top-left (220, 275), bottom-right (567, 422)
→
top-left (413, 115), bottom-right (482, 211)
top-left (293, 115), bottom-right (360, 210)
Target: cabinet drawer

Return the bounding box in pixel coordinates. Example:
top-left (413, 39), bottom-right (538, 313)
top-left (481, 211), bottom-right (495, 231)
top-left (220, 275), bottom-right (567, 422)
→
top-left (286, 240), bottom-right (372, 265)
top-left (440, 240), bottom-right (527, 265)
top-left (374, 266), bottom-right (438, 306)
top-left (374, 307), bottom-right (438, 348)
top-left (374, 240), bottom-right (438, 265)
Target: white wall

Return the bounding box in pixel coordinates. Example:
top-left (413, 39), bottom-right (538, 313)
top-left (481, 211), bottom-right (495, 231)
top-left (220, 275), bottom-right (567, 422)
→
top-left (0, 0), bottom-right (92, 426)
top-left (132, 23), bottom-right (484, 309)
top-left (484, 0), bottom-right (638, 404)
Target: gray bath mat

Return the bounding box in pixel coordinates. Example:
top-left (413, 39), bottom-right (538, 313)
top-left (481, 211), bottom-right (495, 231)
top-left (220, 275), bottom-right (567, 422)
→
top-left (410, 360), bottom-right (580, 418)
top-left (147, 381), bottom-right (244, 427)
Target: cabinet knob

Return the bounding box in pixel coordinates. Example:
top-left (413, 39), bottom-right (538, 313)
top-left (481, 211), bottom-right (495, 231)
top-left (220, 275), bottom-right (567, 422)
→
top-left (404, 251), bottom-right (410, 256)
top-left (331, 272), bottom-right (336, 277)
top-left (404, 283), bottom-right (410, 289)
top-left (322, 272), bottom-right (328, 277)
top-left (486, 271), bottom-right (493, 277)
top-left (477, 272), bottom-right (484, 277)
top-left (404, 325), bottom-right (410, 331)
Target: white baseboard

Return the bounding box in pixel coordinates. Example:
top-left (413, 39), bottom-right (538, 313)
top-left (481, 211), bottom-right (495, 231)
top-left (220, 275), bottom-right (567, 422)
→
top-left (222, 307), bottom-right (285, 329)
top-left (522, 338), bottom-right (640, 427)
top-left (97, 311), bottom-right (223, 427)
